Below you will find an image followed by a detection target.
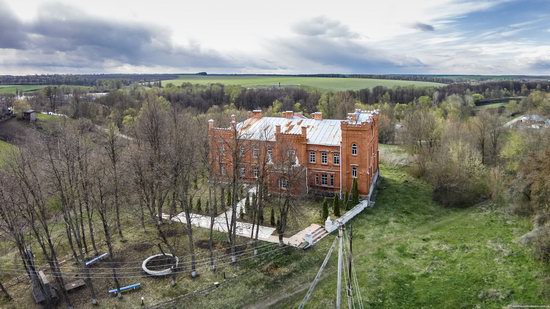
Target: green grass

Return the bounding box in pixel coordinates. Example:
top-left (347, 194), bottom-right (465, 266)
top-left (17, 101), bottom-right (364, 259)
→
top-left (0, 85), bottom-right (92, 95)
top-left (0, 140), bottom-right (16, 166)
top-left (0, 85), bottom-right (49, 94)
top-left (162, 75), bottom-right (444, 91)
top-left (475, 102), bottom-right (508, 111)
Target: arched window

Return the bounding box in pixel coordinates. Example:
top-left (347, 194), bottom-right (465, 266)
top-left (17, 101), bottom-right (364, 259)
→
top-left (351, 143), bottom-right (357, 155)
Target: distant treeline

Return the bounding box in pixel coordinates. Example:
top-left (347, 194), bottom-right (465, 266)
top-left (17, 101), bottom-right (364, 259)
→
top-left (94, 80), bottom-right (550, 116)
top-left (0, 74), bottom-right (180, 86)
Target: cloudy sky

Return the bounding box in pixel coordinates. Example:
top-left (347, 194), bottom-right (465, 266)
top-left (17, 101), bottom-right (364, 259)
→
top-left (1, 0), bottom-right (549, 75)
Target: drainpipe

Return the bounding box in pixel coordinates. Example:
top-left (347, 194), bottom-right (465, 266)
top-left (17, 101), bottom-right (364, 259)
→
top-left (339, 143), bottom-right (342, 198)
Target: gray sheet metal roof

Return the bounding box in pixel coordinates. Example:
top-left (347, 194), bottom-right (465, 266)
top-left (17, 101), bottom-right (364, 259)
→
top-left (235, 111), bottom-right (377, 146)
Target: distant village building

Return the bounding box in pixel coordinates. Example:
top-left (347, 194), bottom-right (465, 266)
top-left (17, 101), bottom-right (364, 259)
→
top-left (23, 110), bottom-right (37, 122)
top-left (208, 109), bottom-right (380, 196)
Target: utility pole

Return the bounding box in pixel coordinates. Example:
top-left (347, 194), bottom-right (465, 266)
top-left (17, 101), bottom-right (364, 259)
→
top-left (347, 224), bottom-right (353, 309)
top-left (336, 225), bottom-right (344, 309)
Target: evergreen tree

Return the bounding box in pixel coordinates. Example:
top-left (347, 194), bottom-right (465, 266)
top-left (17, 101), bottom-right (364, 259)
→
top-left (322, 198), bottom-right (329, 221)
top-left (351, 178), bottom-right (360, 205)
top-left (196, 198), bottom-right (201, 213)
top-left (270, 207), bottom-right (275, 226)
top-left (259, 208), bottom-right (264, 225)
top-left (226, 191), bottom-right (232, 210)
top-left (344, 191), bottom-right (350, 210)
top-left (245, 193), bottom-right (250, 215)
top-left (333, 194), bottom-right (341, 217)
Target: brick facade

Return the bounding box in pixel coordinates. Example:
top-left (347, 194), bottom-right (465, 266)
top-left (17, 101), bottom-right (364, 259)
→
top-left (208, 110), bottom-right (379, 196)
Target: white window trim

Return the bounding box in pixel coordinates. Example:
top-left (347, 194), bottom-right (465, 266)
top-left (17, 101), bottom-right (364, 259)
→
top-left (351, 165), bottom-right (358, 178)
top-left (321, 151), bottom-right (328, 164)
top-left (333, 152), bottom-right (340, 165)
top-left (351, 143), bottom-right (358, 156)
top-left (309, 151), bottom-right (316, 163)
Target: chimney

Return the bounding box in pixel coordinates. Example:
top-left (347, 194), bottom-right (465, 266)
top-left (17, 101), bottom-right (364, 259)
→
top-left (252, 109), bottom-right (263, 119)
top-left (275, 124), bottom-right (281, 134)
top-left (208, 119), bottom-right (214, 129)
top-left (312, 112), bottom-right (323, 120)
top-left (301, 126), bottom-right (307, 138)
top-left (283, 111), bottom-right (294, 119)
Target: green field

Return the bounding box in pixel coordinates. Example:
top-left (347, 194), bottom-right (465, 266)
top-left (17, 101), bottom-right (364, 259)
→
top-left (0, 85), bottom-right (91, 95)
top-left (162, 75), bottom-right (445, 91)
top-left (0, 85), bottom-right (49, 94)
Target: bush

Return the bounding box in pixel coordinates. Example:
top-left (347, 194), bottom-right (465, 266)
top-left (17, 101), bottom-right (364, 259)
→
top-left (429, 141), bottom-right (488, 207)
top-left (533, 225), bottom-right (550, 264)
top-left (351, 178), bottom-right (359, 205)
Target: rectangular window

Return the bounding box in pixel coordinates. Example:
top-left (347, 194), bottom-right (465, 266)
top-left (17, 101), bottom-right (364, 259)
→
top-left (315, 174), bottom-right (319, 185)
top-left (267, 148), bottom-right (273, 162)
top-left (352, 166), bottom-right (357, 178)
top-left (253, 166), bottom-right (259, 178)
top-left (309, 151), bottom-right (316, 163)
top-left (321, 151), bottom-right (328, 164)
top-left (220, 143), bottom-right (225, 154)
top-left (252, 146), bottom-right (259, 159)
top-left (330, 174), bottom-right (334, 186)
top-left (352, 144), bottom-right (357, 155)
top-left (220, 164), bottom-right (226, 176)
top-left (321, 174), bottom-right (328, 185)
top-left (279, 178), bottom-right (288, 189)
top-left (333, 152), bottom-right (340, 165)
top-left (240, 167), bottom-right (246, 178)
top-left (240, 145), bottom-right (245, 157)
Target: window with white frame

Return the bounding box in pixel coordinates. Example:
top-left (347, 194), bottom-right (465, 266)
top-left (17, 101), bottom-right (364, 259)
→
top-left (351, 143), bottom-right (357, 155)
top-left (309, 151), bottom-right (316, 163)
top-left (321, 151), bottom-right (328, 164)
top-left (321, 174), bottom-right (328, 185)
top-left (220, 164), bottom-right (226, 176)
top-left (252, 146), bottom-right (259, 159)
top-left (267, 148), bottom-right (273, 162)
top-left (333, 152), bottom-right (340, 165)
top-left (253, 166), bottom-right (259, 178)
top-left (240, 145), bottom-right (245, 157)
top-left (279, 177), bottom-right (288, 189)
top-left (352, 166), bottom-right (357, 178)
top-left (240, 167), bottom-right (246, 178)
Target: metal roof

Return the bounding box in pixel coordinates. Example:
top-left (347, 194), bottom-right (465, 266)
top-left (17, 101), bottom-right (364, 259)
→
top-left (235, 111), bottom-right (377, 146)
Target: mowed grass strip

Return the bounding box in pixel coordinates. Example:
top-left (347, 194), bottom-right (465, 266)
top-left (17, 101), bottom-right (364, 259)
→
top-left (162, 76), bottom-right (444, 91)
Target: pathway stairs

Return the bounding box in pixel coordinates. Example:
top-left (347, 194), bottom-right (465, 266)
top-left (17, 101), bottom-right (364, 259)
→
top-left (164, 171), bottom-right (378, 248)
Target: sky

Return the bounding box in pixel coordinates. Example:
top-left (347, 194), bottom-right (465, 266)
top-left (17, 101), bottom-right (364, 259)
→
top-left (0, 0), bottom-right (549, 75)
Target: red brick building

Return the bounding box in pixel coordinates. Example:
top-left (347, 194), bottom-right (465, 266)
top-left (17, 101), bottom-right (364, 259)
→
top-left (208, 109), bottom-right (379, 196)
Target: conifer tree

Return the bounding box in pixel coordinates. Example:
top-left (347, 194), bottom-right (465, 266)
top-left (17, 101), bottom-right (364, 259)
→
top-left (333, 194), bottom-right (341, 217)
top-left (344, 191), bottom-right (350, 210)
top-left (270, 207), bottom-right (275, 226)
top-left (196, 198), bottom-right (202, 213)
top-left (322, 198), bottom-right (329, 221)
top-left (351, 178), bottom-right (360, 205)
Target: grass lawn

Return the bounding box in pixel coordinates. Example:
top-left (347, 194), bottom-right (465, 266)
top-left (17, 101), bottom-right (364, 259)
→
top-left (0, 140), bottom-right (16, 167)
top-left (474, 102), bottom-right (508, 111)
top-left (162, 76), bottom-right (444, 91)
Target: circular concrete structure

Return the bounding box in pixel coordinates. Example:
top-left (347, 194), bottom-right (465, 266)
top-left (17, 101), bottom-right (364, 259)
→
top-left (142, 254), bottom-right (179, 277)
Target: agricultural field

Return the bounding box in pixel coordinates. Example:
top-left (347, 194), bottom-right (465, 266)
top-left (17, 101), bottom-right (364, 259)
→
top-left (0, 85), bottom-right (91, 95)
top-left (162, 75), bottom-right (445, 91)
top-left (0, 85), bottom-right (48, 94)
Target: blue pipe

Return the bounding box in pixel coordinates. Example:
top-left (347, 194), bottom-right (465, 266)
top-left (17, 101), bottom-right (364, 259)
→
top-left (109, 283), bottom-right (141, 295)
